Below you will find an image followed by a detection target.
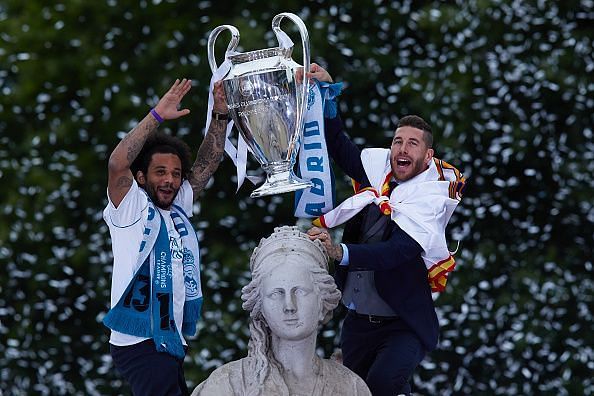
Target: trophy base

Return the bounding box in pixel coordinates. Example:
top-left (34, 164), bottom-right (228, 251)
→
top-left (250, 169), bottom-right (312, 198)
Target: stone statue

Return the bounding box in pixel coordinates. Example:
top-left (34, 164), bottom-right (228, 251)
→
top-left (192, 226), bottom-right (371, 396)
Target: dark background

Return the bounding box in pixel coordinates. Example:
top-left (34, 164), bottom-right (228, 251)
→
top-left (1, 1), bottom-right (593, 394)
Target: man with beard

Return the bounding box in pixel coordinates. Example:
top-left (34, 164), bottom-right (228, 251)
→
top-left (305, 64), bottom-right (465, 396)
top-left (102, 78), bottom-right (228, 395)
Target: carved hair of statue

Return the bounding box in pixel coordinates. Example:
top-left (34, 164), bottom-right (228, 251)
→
top-left (240, 226), bottom-right (342, 396)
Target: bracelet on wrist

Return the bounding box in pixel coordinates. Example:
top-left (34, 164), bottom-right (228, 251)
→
top-left (212, 111), bottom-right (229, 121)
top-left (150, 108), bottom-right (164, 123)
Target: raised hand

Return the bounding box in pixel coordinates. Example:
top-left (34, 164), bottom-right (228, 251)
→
top-left (307, 63), bottom-right (333, 83)
top-left (153, 78), bottom-right (192, 121)
top-left (295, 63), bottom-right (333, 85)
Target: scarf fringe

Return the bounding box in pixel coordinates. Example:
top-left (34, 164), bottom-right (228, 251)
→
top-left (154, 334), bottom-right (186, 359)
top-left (103, 310), bottom-right (151, 338)
top-left (182, 297), bottom-right (203, 336)
top-left (105, 198), bottom-right (202, 359)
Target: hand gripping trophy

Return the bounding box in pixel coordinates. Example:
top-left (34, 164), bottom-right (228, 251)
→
top-left (207, 13), bottom-right (313, 198)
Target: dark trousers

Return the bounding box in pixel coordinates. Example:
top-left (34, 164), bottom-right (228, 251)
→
top-left (340, 312), bottom-right (426, 395)
top-left (110, 339), bottom-right (189, 396)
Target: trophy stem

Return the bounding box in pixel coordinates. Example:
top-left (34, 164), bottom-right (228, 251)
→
top-left (250, 162), bottom-right (312, 198)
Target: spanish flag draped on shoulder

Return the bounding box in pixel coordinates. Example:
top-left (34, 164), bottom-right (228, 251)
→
top-left (313, 148), bottom-right (466, 292)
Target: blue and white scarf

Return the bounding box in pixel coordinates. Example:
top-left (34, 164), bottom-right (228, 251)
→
top-left (103, 201), bottom-right (203, 358)
top-left (294, 81), bottom-right (341, 218)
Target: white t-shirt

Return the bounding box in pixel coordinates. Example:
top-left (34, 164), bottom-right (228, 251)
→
top-left (103, 179), bottom-right (193, 346)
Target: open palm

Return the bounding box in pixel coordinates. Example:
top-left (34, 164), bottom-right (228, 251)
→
top-left (154, 78), bottom-right (192, 120)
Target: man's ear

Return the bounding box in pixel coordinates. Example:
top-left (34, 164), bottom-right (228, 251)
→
top-left (136, 171), bottom-right (146, 185)
top-left (426, 148), bottom-right (434, 165)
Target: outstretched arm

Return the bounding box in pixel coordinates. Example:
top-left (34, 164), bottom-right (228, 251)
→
top-left (107, 78), bottom-right (192, 208)
top-left (187, 81), bottom-right (228, 199)
top-left (346, 225), bottom-right (423, 271)
top-left (307, 224), bottom-right (423, 272)
top-left (299, 63), bottom-right (366, 183)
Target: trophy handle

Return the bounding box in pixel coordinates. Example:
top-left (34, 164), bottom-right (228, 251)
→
top-left (207, 25), bottom-right (240, 73)
top-left (271, 13), bottom-right (310, 76)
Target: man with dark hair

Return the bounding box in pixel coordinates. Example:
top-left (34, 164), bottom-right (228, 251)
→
top-left (390, 114), bottom-right (434, 184)
top-left (305, 64), bottom-right (465, 395)
top-left (130, 133), bottom-right (193, 180)
top-left (103, 78), bottom-right (229, 395)
top-left (397, 115), bottom-right (433, 147)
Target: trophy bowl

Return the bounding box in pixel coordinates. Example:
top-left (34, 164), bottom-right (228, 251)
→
top-left (208, 13), bottom-right (312, 198)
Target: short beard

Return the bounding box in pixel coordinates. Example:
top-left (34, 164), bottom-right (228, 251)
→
top-left (393, 157), bottom-right (428, 182)
top-left (143, 184), bottom-right (176, 210)
top-left (409, 157), bottom-right (427, 180)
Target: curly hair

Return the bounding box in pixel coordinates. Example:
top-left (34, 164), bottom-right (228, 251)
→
top-left (240, 226), bottom-right (341, 396)
top-left (130, 132), bottom-right (193, 179)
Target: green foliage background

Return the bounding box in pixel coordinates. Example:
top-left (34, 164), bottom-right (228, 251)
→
top-left (1, 0), bottom-right (593, 394)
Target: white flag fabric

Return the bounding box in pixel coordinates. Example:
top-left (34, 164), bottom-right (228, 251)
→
top-left (313, 148), bottom-right (466, 292)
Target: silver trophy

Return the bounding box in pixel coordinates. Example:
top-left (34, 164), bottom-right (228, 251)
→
top-left (208, 12), bottom-right (312, 198)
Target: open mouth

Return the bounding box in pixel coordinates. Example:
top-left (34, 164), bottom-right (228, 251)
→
top-left (158, 188), bottom-right (174, 198)
top-left (396, 158), bottom-right (411, 167)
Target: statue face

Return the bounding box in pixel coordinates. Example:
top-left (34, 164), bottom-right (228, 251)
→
top-left (261, 259), bottom-right (321, 342)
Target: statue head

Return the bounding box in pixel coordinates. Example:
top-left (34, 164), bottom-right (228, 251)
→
top-left (240, 226), bottom-right (341, 390)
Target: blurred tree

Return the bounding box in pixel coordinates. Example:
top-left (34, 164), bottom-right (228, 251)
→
top-left (0, 0), bottom-right (592, 395)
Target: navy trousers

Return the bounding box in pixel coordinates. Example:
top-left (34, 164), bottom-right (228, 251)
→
top-left (110, 339), bottom-right (189, 396)
top-left (340, 312), bottom-right (426, 395)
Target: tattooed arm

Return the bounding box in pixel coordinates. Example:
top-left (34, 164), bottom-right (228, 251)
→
top-left (188, 81), bottom-right (228, 199)
top-left (107, 78), bottom-right (192, 208)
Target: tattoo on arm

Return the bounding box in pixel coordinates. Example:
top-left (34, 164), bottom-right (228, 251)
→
top-left (108, 111), bottom-right (160, 207)
top-left (122, 118), bottom-right (159, 165)
top-left (116, 176), bottom-right (133, 189)
top-left (189, 120), bottom-right (227, 197)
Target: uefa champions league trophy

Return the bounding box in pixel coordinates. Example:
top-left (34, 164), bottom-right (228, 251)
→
top-left (207, 12), bottom-right (313, 198)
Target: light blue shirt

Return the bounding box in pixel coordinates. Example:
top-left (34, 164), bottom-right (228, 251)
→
top-left (339, 243), bottom-right (349, 266)
top-left (338, 243), bottom-right (355, 309)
